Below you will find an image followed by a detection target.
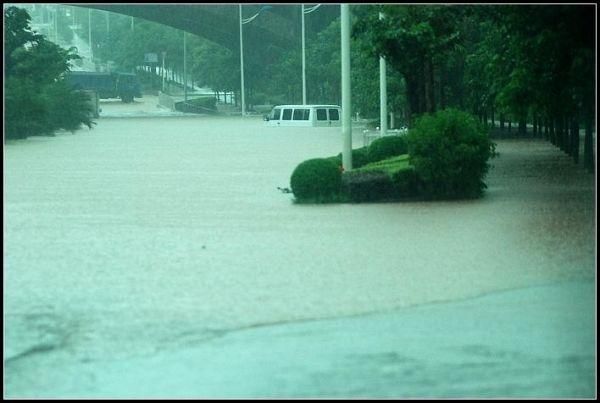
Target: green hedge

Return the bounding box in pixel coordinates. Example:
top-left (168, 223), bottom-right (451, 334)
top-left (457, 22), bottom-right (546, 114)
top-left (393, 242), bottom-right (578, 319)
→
top-left (407, 108), bottom-right (497, 200)
top-left (326, 147), bottom-right (370, 170)
top-left (290, 158), bottom-right (342, 203)
top-left (367, 135), bottom-right (408, 163)
top-left (341, 170), bottom-right (395, 202)
top-left (342, 154), bottom-right (421, 202)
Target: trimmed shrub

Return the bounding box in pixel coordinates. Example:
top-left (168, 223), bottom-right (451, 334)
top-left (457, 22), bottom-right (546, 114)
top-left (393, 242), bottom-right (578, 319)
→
top-left (407, 108), bottom-right (497, 200)
top-left (367, 135), bottom-right (408, 163)
top-left (335, 146), bottom-right (370, 169)
top-left (357, 154), bottom-right (411, 176)
top-left (290, 158), bottom-right (342, 203)
top-left (341, 170), bottom-right (394, 202)
top-left (392, 167), bottom-right (421, 199)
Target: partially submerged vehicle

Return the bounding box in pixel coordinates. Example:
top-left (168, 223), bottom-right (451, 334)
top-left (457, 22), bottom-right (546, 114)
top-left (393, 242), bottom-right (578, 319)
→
top-left (265, 105), bottom-right (341, 127)
top-left (65, 71), bottom-right (142, 103)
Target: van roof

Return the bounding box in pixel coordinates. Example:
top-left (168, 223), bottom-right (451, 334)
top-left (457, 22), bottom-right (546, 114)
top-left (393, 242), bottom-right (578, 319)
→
top-left (273, 105), bottom-right (341, 108)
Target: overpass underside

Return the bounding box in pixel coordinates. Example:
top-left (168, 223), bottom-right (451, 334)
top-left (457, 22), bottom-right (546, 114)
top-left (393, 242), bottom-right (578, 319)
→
top-left (75, 4), bottom-right (340, 54)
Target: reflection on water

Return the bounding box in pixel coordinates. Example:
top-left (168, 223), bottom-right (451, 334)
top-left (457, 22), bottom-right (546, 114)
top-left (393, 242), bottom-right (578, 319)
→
top-left (4, 116), bottom-right (596, 397)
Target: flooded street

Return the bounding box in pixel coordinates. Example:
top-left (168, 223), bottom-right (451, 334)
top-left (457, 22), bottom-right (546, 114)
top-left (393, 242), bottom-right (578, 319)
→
top-left (3, 111), bottom-right (596, 398)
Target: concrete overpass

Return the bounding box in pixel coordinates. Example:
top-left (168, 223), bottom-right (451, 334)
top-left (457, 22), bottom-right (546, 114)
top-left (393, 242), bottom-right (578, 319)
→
top-left (73, 4), bottom-right (340, 54)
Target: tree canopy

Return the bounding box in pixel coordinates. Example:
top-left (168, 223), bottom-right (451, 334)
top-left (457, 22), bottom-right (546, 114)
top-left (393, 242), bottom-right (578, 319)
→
top-left (5, 6), bottom-right (94, 140)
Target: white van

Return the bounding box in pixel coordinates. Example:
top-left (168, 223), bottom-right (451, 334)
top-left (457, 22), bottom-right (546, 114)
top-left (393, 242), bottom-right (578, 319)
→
top-left (265, 105), bottom-right (342, 127)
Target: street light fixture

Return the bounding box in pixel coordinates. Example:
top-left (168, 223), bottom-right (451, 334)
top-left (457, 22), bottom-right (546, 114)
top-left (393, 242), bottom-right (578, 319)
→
top-left (239, 5), bottom-right (272, 116)
top-left (302, 4), bottom-right (321, 105)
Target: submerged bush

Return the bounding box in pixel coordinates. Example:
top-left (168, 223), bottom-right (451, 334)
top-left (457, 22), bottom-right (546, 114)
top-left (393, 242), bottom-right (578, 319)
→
top-left (367, 135), bottom-right (408, 163)
top-left (341, 170), bottom-right (395, 202)
top-left (407, 108), bottom-right (497, 200)
top-left (290, 158), bottom-right (342, 203)
top-left (392, 166), bottom-right (421, 198)
top-left (328, 146), bottom-right (370, 169)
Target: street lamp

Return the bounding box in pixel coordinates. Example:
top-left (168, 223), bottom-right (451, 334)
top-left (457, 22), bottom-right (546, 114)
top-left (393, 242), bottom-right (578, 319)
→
top-left (239, 5), bottom-right (272, 116)
top-left (379, 11), bottom-right (387, 136)
top-left (302, 4), bottom-right (321, 105)
top-left (88, 9), bottom-right (93, 62)
top-left (341, 4), bottom-right (352, 171)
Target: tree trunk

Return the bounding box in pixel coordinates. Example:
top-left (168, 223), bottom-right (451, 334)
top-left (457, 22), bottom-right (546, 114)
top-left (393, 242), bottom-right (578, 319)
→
top-left (508, 120), bottom-right (512, 134)
top-left (544, 118), bottom-right (549, 140)
top-left (518, 117), bottom-right (527, 137)
top-left (428, 57), bottom-right (436, 113)
top-left (533, 116), bottom-right (538, 137)
top-left (583, 117), bottom-right (594, 174)
top-left (491, 106), bottom-right (495, 129)
top-left (418, 69), bottom-right (426, 115)
top-left (500, 114), bottom-right (505, 131)
top-left (439, 66), bottom-right (446, 110)
top-left (558, 116), bottom-right (565, 152)
top-left (563, 116), bottom-right (571, 156)
top-left (550, 118), bottom-right (556, 145)
top-left (405, 77), bottom-right (419, 125)
top-left (571, 118), bottom-right (579, 165)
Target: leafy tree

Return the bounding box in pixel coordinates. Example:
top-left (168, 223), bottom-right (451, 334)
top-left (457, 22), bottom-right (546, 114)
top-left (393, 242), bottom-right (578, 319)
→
top-left (5, 6), bottom-right (93, 140)
top-left (353, 5), bottom-right (463, 124)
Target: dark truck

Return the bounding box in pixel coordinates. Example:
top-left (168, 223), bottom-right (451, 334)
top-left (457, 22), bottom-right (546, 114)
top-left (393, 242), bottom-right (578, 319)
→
top-left (65, 71), bottom-right (142, 103)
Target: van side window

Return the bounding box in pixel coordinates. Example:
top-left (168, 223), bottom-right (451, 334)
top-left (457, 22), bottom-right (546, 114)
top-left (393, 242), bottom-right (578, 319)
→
top-left (328, 108), bottom-right (340, 120)
top-left (293, 108), bottom-right (310, 120)
top-left (292, 109), bottom-right (303, 120)
top-left (282, 109), bottom-right (292, 120)
top-left (271, 108), bottom-right (281, 120)
top-left (316, 109), bottom-right (328, 121)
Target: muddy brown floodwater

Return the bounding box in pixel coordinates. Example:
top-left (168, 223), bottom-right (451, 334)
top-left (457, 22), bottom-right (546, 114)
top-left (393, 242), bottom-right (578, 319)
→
top-left (4, 114), bottom-right (596, 398)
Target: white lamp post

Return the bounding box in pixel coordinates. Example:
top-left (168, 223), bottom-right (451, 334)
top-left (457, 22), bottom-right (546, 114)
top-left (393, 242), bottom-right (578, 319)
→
top-left (183, 31), bottom-right (187, 101)
top-left (341, 4), bottom-right (352, 171)
top-left (379, 12), bottom-right (387, 136)
top-left (88, 9), bottom-right (93, 61)
top-left (239, 5), bottom-right (272, 116)
top-left (301, 4), bottom-right (321, 105)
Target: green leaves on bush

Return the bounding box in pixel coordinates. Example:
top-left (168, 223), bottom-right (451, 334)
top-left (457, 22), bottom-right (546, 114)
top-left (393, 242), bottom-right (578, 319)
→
top-left (330, 147), bottom-right (370, 169)
top-left (407, 108), bottom-right (497, 199)
top-left (367, 135), bottom-right (408, 162)
top-left (392, 166), bottom-right (421, 198)
top-left (342, 170), bottom-right (395, 202)
top-left (290, 109), bottom-right (496, 204)
top-left (290, 158), bottom-right (342, 203)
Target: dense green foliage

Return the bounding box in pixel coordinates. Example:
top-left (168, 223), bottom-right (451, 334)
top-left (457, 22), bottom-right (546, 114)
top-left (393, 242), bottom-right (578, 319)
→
top-left (290, 158), bottom-right (343, 203)
top-left (367, 136), bottom-right (408, 163)
top-left (5, 7), bottom-right (93, 140)
top-left (342, 155), bottom-right (420, 202)
top-left (407, 108), bottom-right (496, 199)
top-left (341, 170), bottom-right (394, 202)
top-left (329, 147), bottom-right (370, 170)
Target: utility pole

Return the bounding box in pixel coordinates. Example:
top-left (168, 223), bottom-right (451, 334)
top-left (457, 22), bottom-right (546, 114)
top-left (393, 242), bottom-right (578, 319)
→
top-left (88, 9), bottom-right (93, 62)
top-left (183, 31), bottom-right (187, 101)
top-left (301, 4), bottom-right (306, 104)
top-left (239, 5), bottom-right (246, 116)
top-left (341, 4), bottom-right (352, 171)
top-left (162, 51), bottom-right (166, 93)
top-left (379, 12), bottom-right (388, 136)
